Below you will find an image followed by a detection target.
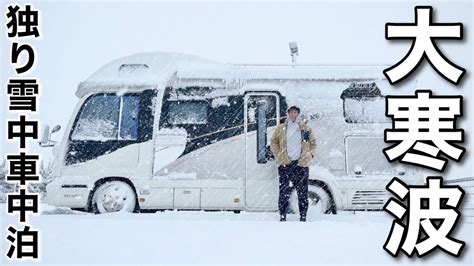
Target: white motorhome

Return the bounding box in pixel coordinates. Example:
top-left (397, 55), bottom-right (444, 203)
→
top-left (42, 52), bottom-right (423, 215)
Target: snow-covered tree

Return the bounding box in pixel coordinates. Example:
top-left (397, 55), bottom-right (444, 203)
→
top-left (0, 159), bottom-right (6, 182)
top-left (40, 159), bottom-right (55, 184)
top-left (0, 159), bottom-right (7, 202)
top-left (28, 159), bottom-right (55, 198)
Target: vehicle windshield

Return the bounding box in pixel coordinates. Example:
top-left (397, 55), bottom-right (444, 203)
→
top-left (71, 94), bottom-right (140, 141)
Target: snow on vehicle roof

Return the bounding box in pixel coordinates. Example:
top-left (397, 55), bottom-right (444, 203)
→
top-left (76, 52), bottom-right (223, 97)
top-left (76, 52), bottom-right (390, 98)
top-left (176, 64), bottom-right (387, 81)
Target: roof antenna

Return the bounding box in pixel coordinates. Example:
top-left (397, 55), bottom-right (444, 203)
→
top-left (289, 41), bottom-right (298, 67)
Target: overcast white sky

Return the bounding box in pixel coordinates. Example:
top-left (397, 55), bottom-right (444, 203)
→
top-left (1, 0), bottom-right (473, 178)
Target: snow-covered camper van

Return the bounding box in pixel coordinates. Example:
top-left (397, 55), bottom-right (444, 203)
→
top-left (42, 52), bottom-right (423, 214)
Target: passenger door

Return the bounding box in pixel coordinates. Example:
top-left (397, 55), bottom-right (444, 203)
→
top-left (244, 92), bottom-right (280, 210)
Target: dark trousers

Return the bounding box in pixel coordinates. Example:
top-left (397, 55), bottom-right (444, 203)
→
top-left (278, 160), bottom-right (309, 217)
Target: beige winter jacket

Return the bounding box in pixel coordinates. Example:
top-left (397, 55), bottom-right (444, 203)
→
top-left (270, 120), bottom-right (316, 167)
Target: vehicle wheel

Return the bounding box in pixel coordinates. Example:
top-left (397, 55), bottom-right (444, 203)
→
top-left (290, 185), bottom-right (333, 217)
top-left (92, 181), bottom-right (138, 214)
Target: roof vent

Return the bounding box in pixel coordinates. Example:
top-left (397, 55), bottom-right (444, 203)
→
top-left (118, 64), bottom-right (149, 76)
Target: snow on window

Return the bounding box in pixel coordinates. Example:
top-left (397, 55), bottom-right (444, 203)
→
top-left (71, 118), bottom-right (119, 141)
top-left (211, 96), bottom-right (230, 108)
top-left (168, 101), bottom-right (208, 124)
top-left (71, 95), bottom-right (120, 141)
top-left (344, 98), bottom-right (390, 123)
top-left (71, 94), bottom-right (141, 141)
top-left (341, 82), bottom-right (390, 123)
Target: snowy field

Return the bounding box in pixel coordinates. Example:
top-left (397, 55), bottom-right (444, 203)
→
top-left (1, 204), bottom-right (472, 265)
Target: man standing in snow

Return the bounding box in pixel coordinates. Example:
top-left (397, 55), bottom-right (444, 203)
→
top-left (270, 106), bottom-right (316, 222)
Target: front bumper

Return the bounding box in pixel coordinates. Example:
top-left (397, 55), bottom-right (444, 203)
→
top-left (46, 178), bottom-right (91, 208)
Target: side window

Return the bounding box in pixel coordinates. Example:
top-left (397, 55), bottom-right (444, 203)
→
top-left (120, 95), bottom-right (140, 140)
top-left (343, 97), bottom-right (389, 123)
top-left (71, 94), bottom-right (140, 141)
top-left (341, 82), bottom-right (390, 123)
top-left (168, 101), bottom-right (208, 125)
top-left (247, 96), bottom-right (277, 127)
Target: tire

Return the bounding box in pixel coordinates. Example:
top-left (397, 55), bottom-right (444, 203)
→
top-left (92, 180), bottom-right (138, 214)
top-left (289, 185), bottom-right (334, 218)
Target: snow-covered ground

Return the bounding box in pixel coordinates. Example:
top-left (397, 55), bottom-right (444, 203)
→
top-left (1, 204), bottom-right (472, 265)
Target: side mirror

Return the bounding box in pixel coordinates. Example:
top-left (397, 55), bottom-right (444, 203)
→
top-left (256, 100), bottom-right (268, 164)
top-left (51, 125), bottom-right (61, 134)
top-left (39, 124), bottom-right (61, 147)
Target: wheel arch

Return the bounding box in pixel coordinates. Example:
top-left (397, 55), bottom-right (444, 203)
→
top-left (308, 179), bottom-right (338, 214)
top-left (87, 176), bottom-right (140, 213)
